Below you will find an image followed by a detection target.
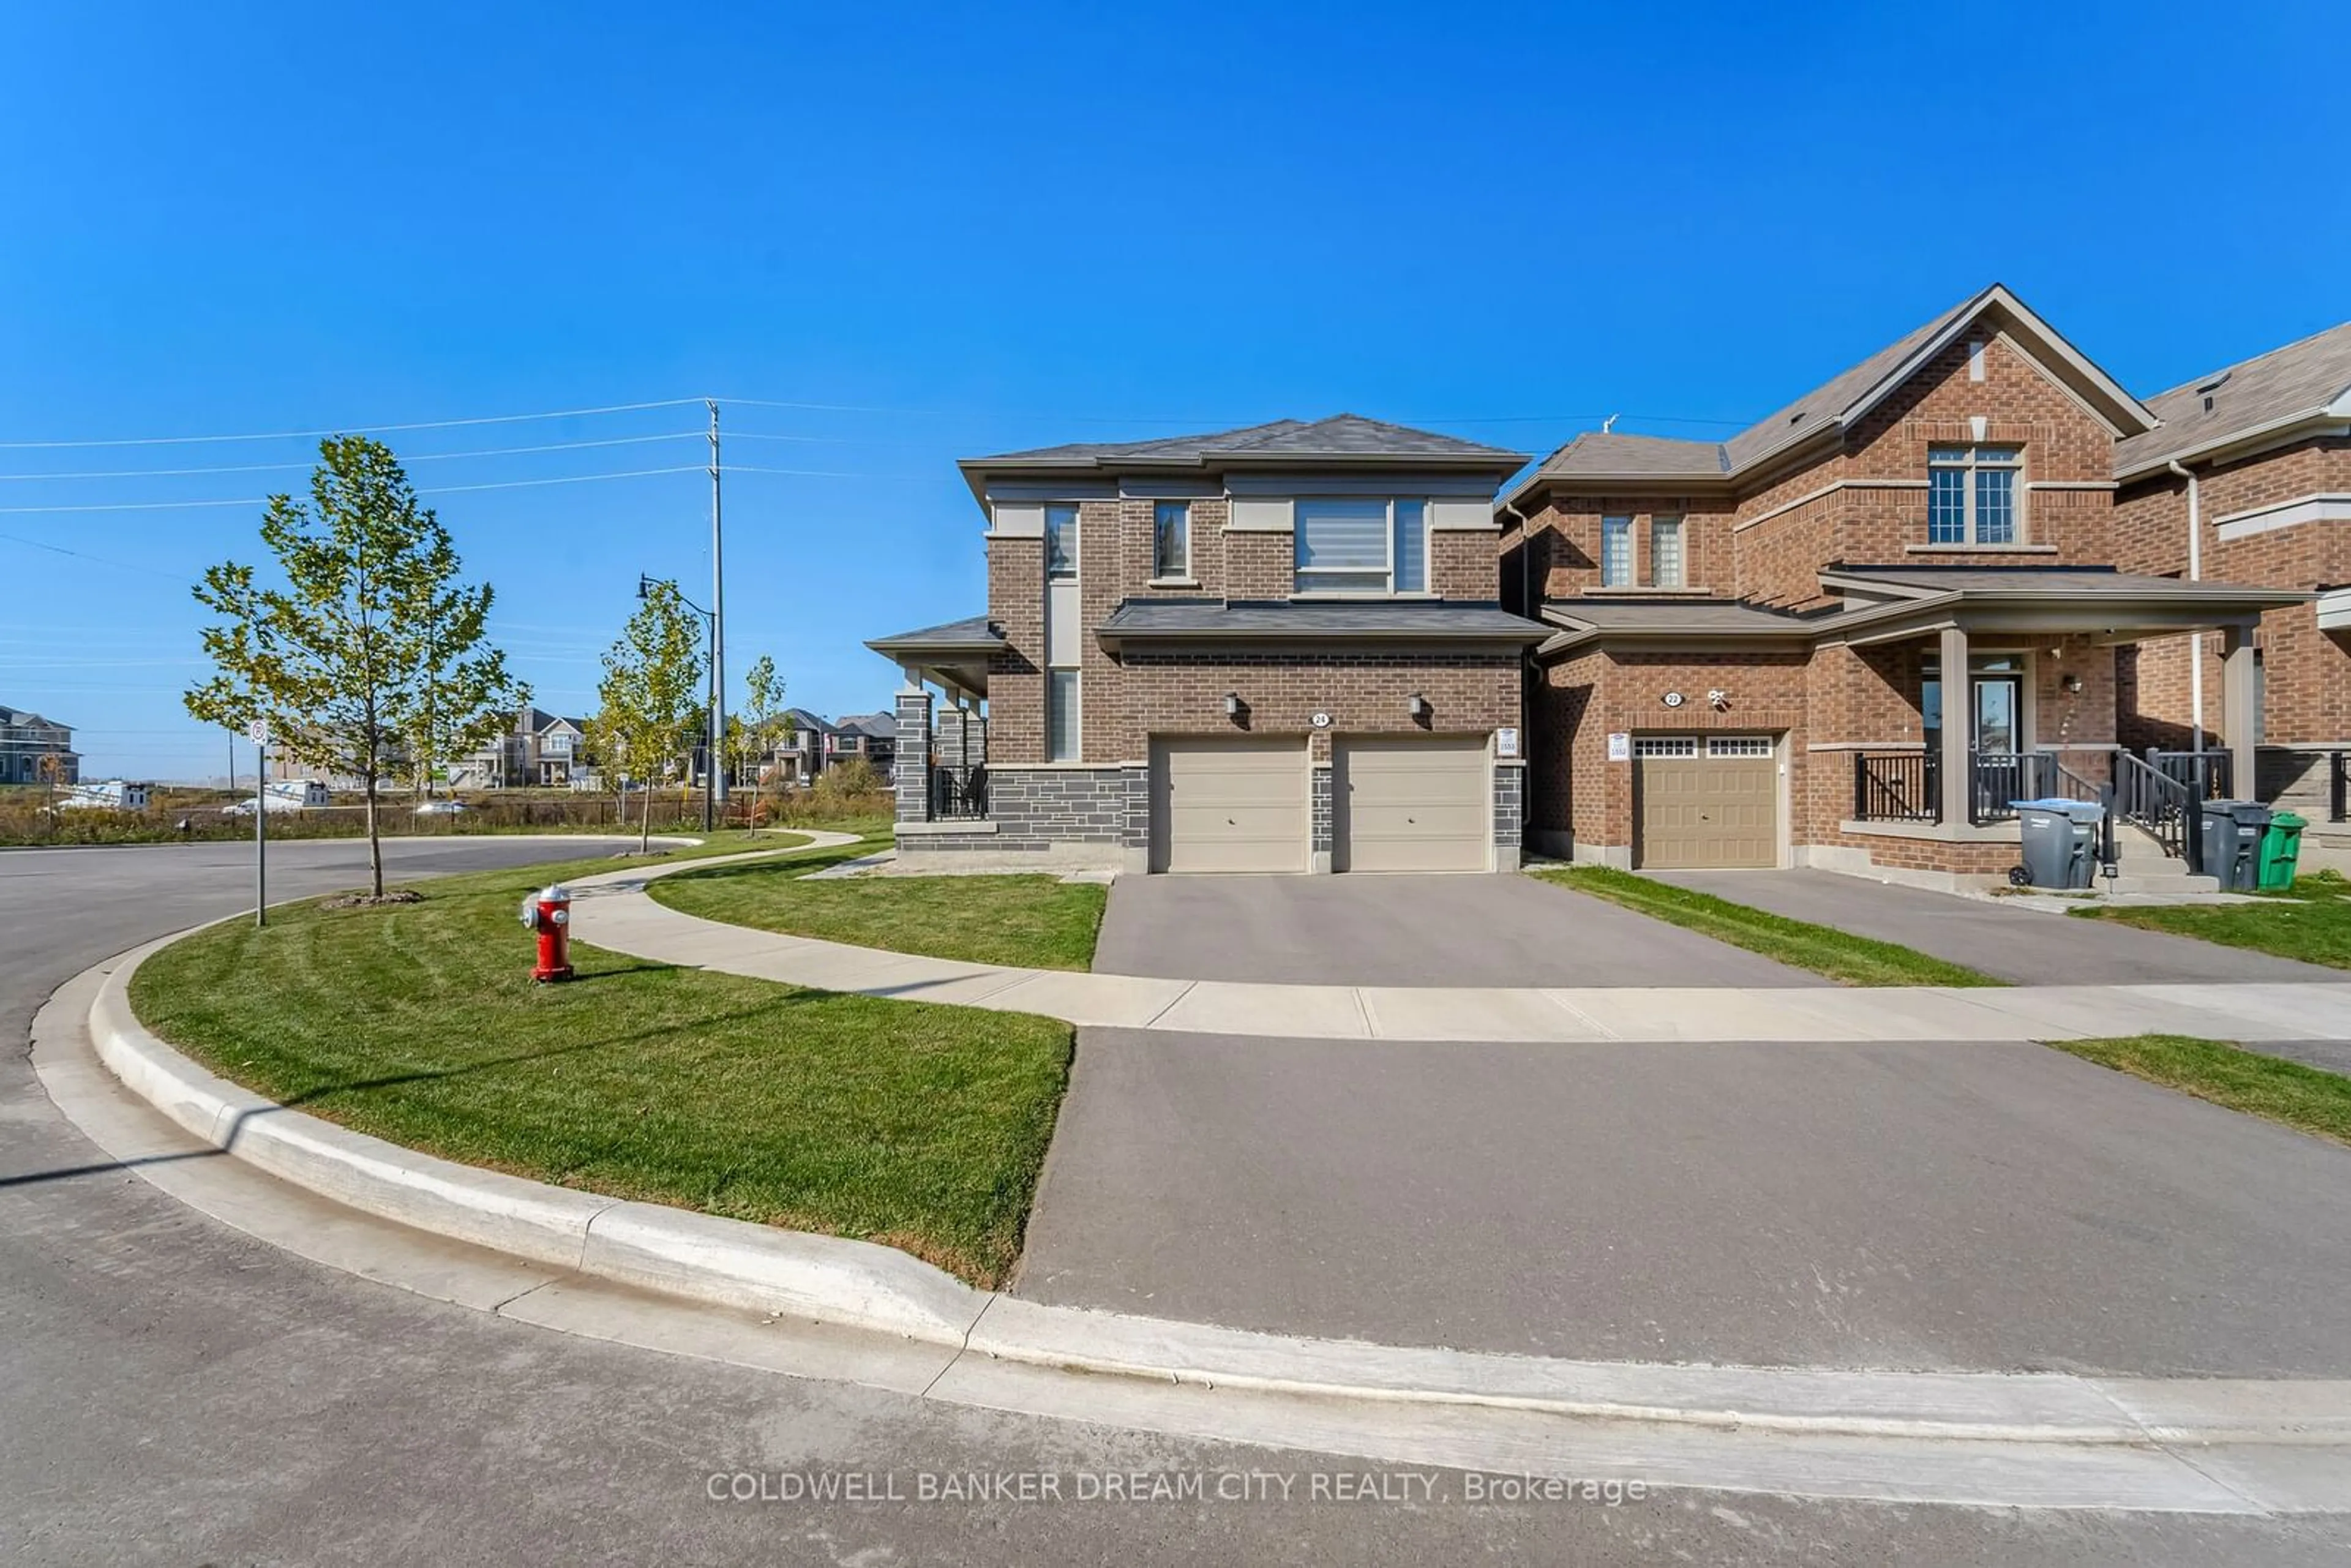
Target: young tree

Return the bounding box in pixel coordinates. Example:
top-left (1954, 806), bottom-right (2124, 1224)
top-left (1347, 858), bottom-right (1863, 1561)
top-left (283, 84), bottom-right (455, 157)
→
top-left (185, 436), bottom-right (525, 898)
top-left (593, 580), bottom-right (705, 852)
top-left (734, 653), bottom-right (794, 831)
top-left (402, 531), bottom-right (525, 801)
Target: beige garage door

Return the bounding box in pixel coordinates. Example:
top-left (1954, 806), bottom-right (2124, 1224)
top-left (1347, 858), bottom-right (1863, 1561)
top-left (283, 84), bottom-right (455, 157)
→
top-left (1634, 735), bottom-right (1779, 869)
top-left (1335, 735), bottom-right (1491, 873)
top-left (1151, 737), bottom-right (1308, 873)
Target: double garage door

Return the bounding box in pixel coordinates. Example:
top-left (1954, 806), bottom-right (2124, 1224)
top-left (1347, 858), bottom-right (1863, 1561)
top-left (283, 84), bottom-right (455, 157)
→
top-left (1149, 735), bottom-right (1490, 874)
top-left (1632, 734), bottom-right (1779, 869)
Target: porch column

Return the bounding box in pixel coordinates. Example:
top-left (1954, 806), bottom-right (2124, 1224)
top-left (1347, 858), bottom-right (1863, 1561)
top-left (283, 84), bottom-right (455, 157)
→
top-left (894, 672), bottom-right (933, 826)
top-left (1938, 623), bottom-right (1970, 827)
top-left (2221, 625), bottom-right (2259, 800)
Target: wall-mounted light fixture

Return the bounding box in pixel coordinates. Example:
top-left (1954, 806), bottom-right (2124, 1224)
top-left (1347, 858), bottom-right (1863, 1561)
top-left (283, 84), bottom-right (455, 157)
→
top-left (1707, 689), bottom-right (1729, 710)
top-left (1406, 692), bottom-right (1429, 719)
top-left (2061, 673), bottom-right (2083, 695)
top-left (1223, 692), bottom-right (1242, 719)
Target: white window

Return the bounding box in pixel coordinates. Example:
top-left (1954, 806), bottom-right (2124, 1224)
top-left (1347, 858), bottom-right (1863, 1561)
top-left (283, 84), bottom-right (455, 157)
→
top-left (1648, 516), bottom-right (1684, 588)
top-left (1927, 446), bottom-right (2022, 546)
top-left (1293, 498), bottom-right (1431, 595)
top-left (1600, 516), bottom-right (1633, 587)
top-left (1044, 503), bottom-right (1079, 579)
top-left (1707, 735), bottom-right (1772, 757)
top-left (545, 731), bottom-right (572, 756)
top-left (1047, 670), bottom-right (1080, 762)
top-left (1632, 735), bottom-right (1698, 757)
top-left (1152, 500), bottom-right (1190, 580)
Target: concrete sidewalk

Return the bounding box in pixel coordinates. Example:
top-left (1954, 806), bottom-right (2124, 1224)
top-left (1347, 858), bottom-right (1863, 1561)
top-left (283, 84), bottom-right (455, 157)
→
top-left (1654, 868), bottom-right (2349, 987)
top-left (569, 868), bottom-right (2351, 1045)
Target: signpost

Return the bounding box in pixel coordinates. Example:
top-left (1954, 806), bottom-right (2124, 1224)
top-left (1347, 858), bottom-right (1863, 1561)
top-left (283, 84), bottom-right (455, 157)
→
top-left (247, 719), bottom-right (269, 928)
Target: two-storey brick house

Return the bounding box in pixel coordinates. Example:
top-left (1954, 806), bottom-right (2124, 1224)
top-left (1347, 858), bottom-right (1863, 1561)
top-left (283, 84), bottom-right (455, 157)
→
top-left (1502, 285), bottom-right (2303, 887)
top-left (870, 416), bottom-right (1550, 872)
top-left (2109, 322), bottom-right (2351, 828)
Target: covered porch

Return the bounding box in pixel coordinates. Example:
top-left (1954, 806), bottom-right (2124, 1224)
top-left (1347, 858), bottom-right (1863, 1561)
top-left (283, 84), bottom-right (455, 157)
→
top-left (863, 614), bottom-right (1000, 831)
top-left (1828, 568), bottom-right (2306, 860)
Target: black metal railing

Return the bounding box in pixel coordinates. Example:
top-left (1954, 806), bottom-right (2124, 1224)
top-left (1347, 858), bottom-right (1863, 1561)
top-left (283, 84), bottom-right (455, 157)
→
top-left (2147, 748), bottom-right (2232, 802)
top-left (926, 763), bottom-right (988, 822)
top-left (1967, 751), bottom-right (2053, 824)
top-left (2053, 762), bottom-right (2121, 869)
top-left (2333, 751), bottom-right (2347, 823)
top-left (2117, 750), bottom-right (2195, 864)
top-left (1853, 751), bottom-right (1937, 822)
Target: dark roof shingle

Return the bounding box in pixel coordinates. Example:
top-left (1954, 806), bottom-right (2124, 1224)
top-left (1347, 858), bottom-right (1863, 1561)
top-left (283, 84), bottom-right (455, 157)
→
top-left (973, 415), bottom-right (1525, 469)
top-left (2117, 320), bottom-right (2351, 476)
top-left (1097, 599), bottom-right (1550, 643)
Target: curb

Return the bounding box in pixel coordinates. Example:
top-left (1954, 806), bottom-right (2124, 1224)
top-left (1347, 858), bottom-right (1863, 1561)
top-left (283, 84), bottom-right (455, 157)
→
top-left (75, 935), bottom-right (2351, 1454)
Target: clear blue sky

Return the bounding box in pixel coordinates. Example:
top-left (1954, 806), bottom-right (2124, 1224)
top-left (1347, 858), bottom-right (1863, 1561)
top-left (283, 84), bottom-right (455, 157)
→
top-left (1, 2), bottom-right (2341, 779)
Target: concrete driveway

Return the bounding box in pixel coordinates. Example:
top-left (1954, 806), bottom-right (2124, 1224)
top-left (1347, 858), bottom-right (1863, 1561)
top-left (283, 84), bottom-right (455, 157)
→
top-left (1653, 868), bottom-right (2350, 986)
top-left (1092, 872), bottom-right (1823, 988)
top-left (1017, 1027), bottom-right (2351, 1375)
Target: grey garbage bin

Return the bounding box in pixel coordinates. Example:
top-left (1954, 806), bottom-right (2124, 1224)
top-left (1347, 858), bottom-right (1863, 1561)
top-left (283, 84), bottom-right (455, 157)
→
top-left (2014, 798), bottom-right (2102, 890)
top-left (2197, 800), bottom-right (2271, 892)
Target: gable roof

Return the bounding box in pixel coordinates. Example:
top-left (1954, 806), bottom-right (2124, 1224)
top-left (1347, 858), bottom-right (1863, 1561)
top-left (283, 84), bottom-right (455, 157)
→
top-left (2115, 319), bottom-right (2351, 479)
top-left (1512, 285), bottom-right (2156, 503)
top-left (967, 415), bottom-right (1526, 474)
top-left (833, 711), bottom-right (898, 739)
top-left (0, 705), bottom-right (70, 731)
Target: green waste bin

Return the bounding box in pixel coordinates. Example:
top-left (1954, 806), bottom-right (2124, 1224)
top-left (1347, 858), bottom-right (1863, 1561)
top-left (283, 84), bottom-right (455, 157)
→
top-left (2259, 811), bottom-right (2307, 891)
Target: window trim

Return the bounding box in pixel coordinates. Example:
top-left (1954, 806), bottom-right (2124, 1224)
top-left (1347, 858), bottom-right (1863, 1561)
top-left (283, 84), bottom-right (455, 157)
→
top-left (1152, 499), bottom-right (1191, 582)
top-left (1647, 514), bottom-right (1685, 590)
top-left (1291, 496), bottom-right (1434, 597)
top-left (1927, 445), bottom-right (2024, 546)
top-left (1044, 501), bottom-right (1079, 580)
top-left (1046, 669), bottom-right (1081, 763)
top-left (1600, 514), bottom-right (1634, 588)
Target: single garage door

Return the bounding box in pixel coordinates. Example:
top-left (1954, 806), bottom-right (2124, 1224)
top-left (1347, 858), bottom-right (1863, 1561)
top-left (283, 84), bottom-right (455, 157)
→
top-left (1634, 734), bottom-right (1778, 869)
top-left (1150, 736), bottom-right (1309, 873)
top-left (1335, 735), bottom-right (1491, 873)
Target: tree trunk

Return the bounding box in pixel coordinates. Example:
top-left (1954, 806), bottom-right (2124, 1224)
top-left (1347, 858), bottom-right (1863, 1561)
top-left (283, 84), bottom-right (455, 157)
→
top-left (365, 767), bottom-right (384, 897)
top-left (640, 777), bottom-right (653, 853)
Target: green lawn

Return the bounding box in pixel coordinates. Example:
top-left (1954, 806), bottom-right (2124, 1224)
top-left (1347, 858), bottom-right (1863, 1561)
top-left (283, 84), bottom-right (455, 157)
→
top-left (652, 850), bottom-right (1108, 972)
top-left (2050, 1035), bottom-right (2351, 1148)
top-left (129, 842), bottom-right (1070, 1288)
top-left (2071, 869), bottom-right (2351, 969)
top-left (1529, 866), bottom-right (2004, 988)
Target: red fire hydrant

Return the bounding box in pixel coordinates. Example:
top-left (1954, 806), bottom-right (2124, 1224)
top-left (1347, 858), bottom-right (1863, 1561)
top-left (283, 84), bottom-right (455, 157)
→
top-left (520, 885), bottom-right (574, 983)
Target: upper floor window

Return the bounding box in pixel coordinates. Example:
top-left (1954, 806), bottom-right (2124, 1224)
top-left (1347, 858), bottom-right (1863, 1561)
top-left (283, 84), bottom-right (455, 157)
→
top-left (1044, 503), bottom-right (1079, 578)
top-left (1648, 516), bottom-right (1685, 588)
top-left (1294, 498), bottom-right (1430, 595)
top-left (1152, 501), bottom-right (1190, 580)
top-left (1927, 446), bottom-right (2020, 546)
top-left (1600, 516), bottom-right (1633, 587)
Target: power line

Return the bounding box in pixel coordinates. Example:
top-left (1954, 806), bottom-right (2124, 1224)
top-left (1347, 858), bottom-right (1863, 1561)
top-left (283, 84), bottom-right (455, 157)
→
top-left (0, 397), bottom-right (705, 451)
top-left (0, 529), bottom-right (194, 580)
top-left (0, 432), bottom-right (703, 483)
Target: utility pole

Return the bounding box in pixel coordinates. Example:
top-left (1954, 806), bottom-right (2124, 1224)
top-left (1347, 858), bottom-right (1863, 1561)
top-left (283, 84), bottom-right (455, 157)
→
top-left (707, 399), bottom-right (727, 830)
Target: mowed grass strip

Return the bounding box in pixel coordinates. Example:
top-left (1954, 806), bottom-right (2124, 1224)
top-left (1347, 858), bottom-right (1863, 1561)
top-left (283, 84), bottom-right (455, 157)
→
top-left (654, 855), bottom-right (1108, 972)
top-left (1529, 866), bottom-right (2004, 988)
top-left (2050, 1035), bottom-right (2351, 1148)
top-left (129, 850), bottom-right (1071, 1288)
top-left (2071, 869), bottom-right (2351, 969)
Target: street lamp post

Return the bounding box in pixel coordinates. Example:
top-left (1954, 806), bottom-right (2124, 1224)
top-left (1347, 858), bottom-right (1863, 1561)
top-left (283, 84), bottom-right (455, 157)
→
top-left (639, 572), bottom-right (719, 833)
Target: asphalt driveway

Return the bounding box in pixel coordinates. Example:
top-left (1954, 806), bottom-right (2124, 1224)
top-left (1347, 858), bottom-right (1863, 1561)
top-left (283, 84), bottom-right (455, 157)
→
top-left (1092, 872), bottom-right (1823, 988)
top-left (1652, 868), bottom-right (2349, 986)
top-left (1016, 1027), bottom-right (2351, 1375)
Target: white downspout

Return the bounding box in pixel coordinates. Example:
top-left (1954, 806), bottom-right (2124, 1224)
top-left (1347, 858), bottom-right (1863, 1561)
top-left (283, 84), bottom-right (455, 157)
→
top-left (2167, 459), bottom-right (2204, 752)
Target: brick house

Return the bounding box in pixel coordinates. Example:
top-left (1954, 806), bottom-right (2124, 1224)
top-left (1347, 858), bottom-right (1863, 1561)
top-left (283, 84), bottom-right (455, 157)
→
top-left (868, 417), bottom-right (1549, 872)
top-left (2109, 322), bottom-right (2351, 831)
top-left (1501, 285), bottom-right (2304, 888)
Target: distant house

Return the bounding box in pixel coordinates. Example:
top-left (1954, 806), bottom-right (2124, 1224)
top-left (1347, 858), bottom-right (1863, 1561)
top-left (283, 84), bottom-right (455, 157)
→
top-left (449, 708), bottom-right (592, 789)
top-left (829, 711), bottom-right (899, 783)
top-left (760, 708), bottom-right (835, 786)
top-left (0, 705), bottom-right (79, 786)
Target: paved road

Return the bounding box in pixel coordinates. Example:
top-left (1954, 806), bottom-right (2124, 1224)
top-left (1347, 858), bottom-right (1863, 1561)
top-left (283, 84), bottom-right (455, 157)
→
top-left (1019, 1026), bottom-right (2351, 1375)
top-left (7, 841), bottom-right (2349, 1564)
top-left (1094, 872), bottom-right (1823, 988)
top-left (1653, 868), bottom-right (2349, 986)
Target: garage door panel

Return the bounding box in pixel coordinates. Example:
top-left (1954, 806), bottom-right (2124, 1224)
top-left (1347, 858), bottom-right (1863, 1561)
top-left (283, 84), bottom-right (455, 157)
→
top-left (1635, 737), bottom-right (1778, 870)
top-left (1337, 735), bottom-right (1490, 874)
top-left (1153, 738), bottom-right (1308, 874)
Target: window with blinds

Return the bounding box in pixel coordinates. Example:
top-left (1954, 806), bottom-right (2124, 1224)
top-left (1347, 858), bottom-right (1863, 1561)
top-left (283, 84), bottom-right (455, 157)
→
top-left (1293, 498), bottom-right (1430, 594)
top-left (1601, 516), bottom-right (1633, 587)
top-left (1649, 516), bottom-right (1684, 588)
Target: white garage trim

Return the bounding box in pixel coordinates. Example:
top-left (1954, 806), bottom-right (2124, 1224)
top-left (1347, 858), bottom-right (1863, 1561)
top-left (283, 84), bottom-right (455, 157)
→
top-left (1333, 734), bottom-right (1493, 874)
top-left (1149, 737), bottom-right (1310, 874)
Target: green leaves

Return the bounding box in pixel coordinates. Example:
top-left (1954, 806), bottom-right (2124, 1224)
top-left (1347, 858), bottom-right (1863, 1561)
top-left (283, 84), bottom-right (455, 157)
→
top-left (593, 580), bottom-right (707, 848)
top-left (185, 435), bottom-right (524, 893)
